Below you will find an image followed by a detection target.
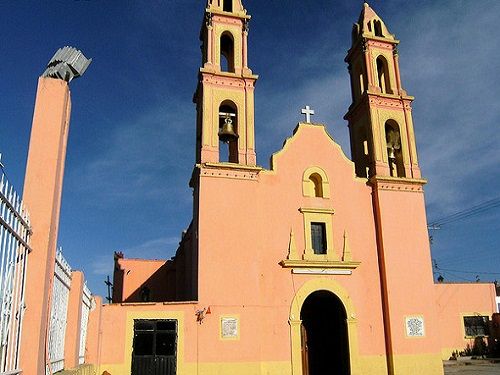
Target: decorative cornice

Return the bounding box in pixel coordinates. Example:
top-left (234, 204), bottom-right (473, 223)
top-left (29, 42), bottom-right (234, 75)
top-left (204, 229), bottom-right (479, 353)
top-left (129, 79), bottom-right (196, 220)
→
top-left (362, 34), bottom-right (400, 45)
top-left (367, 94), bottom-right (413, 110)
top-left (369, 175), bottom-right (427, 192)
top-left (201, 162), bottom-right (262, 171)
top-left (197, 162), bottom-right (262, 181)
top-left (207, 9), bottom-right (251, 21)
top-left (345, 34), bottom-right (399, 62)
top-left (199, 71), bottom-right (258, 86)
top-left (279, 259), bottom-right (361, 270)
top-left (299, 207), bottom-right (335, 215)
top-left (345, 91), bottom-right (414, 120)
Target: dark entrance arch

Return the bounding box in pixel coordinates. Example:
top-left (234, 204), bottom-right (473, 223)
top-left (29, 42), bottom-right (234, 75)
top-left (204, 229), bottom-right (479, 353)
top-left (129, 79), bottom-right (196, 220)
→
top-left (300, 290), bottom-right (350, 375)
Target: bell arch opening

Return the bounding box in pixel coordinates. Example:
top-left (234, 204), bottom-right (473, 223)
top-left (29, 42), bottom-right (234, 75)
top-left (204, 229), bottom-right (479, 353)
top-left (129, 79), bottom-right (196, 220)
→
top-left (385, 120), bottom-right (405, 177)
top-left (220, 32), bottom-right (235, 73)
top-left (376, 56), bottom-right (392, 94)
top-left (374, 20), bottom-right (384, 37)
top-left (300, 290), bottom-right (350, 375)
top-left (222, 0), bottom-right (232, 13)
top-left (218, 101), bottom-right (238, 163)
top-left (355, 125), bottom-right (370, 178)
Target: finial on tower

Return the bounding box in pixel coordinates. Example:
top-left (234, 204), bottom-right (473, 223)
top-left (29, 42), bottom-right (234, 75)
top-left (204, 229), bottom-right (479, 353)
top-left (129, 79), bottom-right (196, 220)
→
top-left (206, 0), bottom-right (247, 15)
top-left (42, 46), bottom-right (92, 83)
top-left (352, 2), bottom-right (395, 44)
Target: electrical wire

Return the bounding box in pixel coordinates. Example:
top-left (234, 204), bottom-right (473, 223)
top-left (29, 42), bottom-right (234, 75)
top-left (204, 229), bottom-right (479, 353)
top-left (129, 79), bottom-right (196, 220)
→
top-left (428, 196), bottom-right (500, 228)
top-left (437, 267), bottom-right (500, 276)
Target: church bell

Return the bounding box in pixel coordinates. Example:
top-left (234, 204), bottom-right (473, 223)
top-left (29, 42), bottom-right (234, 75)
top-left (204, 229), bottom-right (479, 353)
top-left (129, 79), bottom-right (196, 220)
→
top-left (218, 114), bottom-right (238, 143)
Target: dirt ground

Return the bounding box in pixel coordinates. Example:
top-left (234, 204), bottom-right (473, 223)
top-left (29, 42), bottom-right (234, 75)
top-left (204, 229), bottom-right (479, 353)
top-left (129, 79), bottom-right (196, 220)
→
top-left (443, 360), bottom-right (500, 375)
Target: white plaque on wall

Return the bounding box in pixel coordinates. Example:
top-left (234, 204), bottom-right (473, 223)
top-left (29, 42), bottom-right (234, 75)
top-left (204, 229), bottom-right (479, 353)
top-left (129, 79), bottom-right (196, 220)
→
top-left (221, 317), bottom-right (238, 339)
top-left (405, 316), bottom-right (425, 337)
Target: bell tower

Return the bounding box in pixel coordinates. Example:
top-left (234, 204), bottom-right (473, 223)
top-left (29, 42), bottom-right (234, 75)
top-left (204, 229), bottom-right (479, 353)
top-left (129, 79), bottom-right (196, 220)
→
top-left (344, 2), bottom-right (421, 180)
top-left (343, 4), bottom-right (444, 375)
top-left (194, 0), bottom-right (258, 165)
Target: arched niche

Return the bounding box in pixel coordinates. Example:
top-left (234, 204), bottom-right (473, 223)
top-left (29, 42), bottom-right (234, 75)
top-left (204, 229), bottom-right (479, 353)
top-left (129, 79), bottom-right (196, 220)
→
top-left (218, 100), bottom-right (239, 163)
top-left (384, 119), bottom-right (405, 177)
top-left (355, 125), bottom-right (370, 178)
top-left (374, 20), bottom-right (383, 37)
top-left (220, 31), bottom-right (235, 73)
top-left (302, 167), bottom-right (330, 198)
top-left (376, 55), bottom-right (392, 94)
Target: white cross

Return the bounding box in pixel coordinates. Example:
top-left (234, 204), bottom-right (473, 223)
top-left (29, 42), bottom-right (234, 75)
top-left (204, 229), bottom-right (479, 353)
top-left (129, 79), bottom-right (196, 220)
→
top-left (301, 105), bottom-right (315, 123)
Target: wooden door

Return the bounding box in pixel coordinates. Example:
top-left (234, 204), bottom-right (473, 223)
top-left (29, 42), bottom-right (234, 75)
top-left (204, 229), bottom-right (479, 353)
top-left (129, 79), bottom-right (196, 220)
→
top-left (301, 323), bottom-right (309, 375)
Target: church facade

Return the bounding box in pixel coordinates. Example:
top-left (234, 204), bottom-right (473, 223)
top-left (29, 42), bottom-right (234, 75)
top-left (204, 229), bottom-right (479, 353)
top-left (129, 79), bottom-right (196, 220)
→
top-left (92, 2), bottom-right (497, 375)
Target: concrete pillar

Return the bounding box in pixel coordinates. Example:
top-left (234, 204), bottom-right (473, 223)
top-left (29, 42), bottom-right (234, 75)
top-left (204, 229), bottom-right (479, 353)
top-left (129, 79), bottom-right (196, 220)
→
top-left (64, 271), bottom-right (84, 369)
top-left (20, 77), bottom-right (72, 375)
top-left (86, 296), bottom-right (103, 366)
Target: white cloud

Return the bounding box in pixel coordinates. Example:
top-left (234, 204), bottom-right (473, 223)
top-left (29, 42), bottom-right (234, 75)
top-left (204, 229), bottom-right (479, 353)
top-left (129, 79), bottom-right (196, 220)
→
top-left (90, 254), bottom-right (113, 276)
top-left (121, 236), bottom-right (181, 260)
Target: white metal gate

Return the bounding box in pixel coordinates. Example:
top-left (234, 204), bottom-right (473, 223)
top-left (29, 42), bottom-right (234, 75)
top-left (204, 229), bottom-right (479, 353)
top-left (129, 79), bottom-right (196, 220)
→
top-left (0, 171), bottom-right (31, 374)
top-left (47, 249), bottom-right (71, 374)
top-left (78, 283), bottom-right (92, 365)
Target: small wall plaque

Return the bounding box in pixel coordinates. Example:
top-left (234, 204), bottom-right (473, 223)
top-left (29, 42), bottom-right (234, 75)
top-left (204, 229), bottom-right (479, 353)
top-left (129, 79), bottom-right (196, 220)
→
top-left (405, 316), bottom-right (425, 337)
top-left (221, 317), bottom-right (239, 339)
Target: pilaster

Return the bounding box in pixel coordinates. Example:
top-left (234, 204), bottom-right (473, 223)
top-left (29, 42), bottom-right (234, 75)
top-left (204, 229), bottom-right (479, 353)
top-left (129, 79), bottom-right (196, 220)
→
top-left (20, 77), bottom-right (72, 375)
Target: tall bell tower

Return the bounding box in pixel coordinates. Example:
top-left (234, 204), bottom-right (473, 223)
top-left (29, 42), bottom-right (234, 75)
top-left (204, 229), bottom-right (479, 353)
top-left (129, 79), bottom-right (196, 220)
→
top-left (344, 2), bottom-right (421, 180)
top-left (345, 4), bottom-right (444, 374)
top-left (194, 0), bottom-right (258, 165)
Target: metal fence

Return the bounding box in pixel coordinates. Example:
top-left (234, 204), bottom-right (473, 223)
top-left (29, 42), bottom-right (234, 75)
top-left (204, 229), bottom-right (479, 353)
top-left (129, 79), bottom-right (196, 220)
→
top-left (0, 172), bottom-right (31, 374)
top-left (47, 249), bottom-right (72, 374)
top-left (78, 283), bottom-right (92, 365)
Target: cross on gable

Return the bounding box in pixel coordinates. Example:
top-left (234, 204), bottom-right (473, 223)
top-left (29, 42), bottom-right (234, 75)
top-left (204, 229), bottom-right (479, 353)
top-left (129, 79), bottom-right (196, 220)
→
top-left (301, 105), bottom-right (315, 123)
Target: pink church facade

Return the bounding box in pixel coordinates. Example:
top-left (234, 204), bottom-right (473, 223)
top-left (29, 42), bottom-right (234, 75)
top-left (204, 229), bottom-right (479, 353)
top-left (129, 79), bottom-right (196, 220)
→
top-left (95, 2), bottom-right (496, 374)
top-left (15, 1), bottom-right (497, 375)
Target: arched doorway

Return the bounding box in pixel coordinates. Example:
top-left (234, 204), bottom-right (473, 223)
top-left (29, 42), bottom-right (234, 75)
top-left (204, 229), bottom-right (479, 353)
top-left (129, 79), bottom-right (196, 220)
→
top-left (300, 290), bottom-right (350, 375)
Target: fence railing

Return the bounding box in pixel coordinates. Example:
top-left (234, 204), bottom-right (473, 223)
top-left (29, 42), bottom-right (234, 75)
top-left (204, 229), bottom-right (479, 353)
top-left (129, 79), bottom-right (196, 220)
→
top-left (0, 172), bottom-right (31, 375)
top-left (47, 249), bottom-right (72, 374)
top-left (78, 283), bottom-right (92, 365)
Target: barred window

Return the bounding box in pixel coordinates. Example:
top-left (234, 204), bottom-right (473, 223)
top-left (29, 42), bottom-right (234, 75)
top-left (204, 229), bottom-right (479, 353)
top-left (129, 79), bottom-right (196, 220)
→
top-left (463, 316), bottom-right (490, 337)
top-left (311, 222), bottom-right (327, 255)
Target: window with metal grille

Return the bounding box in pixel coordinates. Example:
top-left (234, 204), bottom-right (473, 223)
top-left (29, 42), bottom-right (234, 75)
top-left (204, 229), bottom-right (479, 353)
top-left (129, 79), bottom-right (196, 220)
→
top-left (311, 222), bottom-right (327, 255)
top-left (463, 316), bottom-right (490, 337)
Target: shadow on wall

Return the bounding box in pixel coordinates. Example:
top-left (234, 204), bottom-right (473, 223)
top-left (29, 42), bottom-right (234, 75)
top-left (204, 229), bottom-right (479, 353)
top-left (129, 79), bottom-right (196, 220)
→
top-left (127, 261), bottom-right (174, 302)
top-left (112, 254), bottom-right (176, 303)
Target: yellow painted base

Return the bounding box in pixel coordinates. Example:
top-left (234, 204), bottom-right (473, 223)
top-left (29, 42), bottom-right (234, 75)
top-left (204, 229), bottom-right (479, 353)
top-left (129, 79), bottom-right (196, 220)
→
top-left (98, 362), bottom-right (291, 375)
top-left (98, 354), bottom-right (444, 375)
top-left (391, 353), bottom-right (444, 375)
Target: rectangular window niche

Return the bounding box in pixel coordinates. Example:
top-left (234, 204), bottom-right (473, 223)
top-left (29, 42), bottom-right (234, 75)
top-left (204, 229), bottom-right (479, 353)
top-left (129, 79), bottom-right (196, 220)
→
top-left (279, 207), bottom-right (360, 272)
top-left (300, 207), bottom-right (335, 261)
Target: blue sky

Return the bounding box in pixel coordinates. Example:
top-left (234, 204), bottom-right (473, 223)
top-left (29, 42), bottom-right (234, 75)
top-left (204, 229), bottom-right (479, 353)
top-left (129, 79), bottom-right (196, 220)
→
top-left (1, 0), bottom-right (499, 298)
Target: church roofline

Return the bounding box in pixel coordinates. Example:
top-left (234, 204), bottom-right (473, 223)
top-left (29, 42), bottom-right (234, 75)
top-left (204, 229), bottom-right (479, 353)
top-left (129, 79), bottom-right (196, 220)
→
top-left (264, 123), bottom-right (367, 183)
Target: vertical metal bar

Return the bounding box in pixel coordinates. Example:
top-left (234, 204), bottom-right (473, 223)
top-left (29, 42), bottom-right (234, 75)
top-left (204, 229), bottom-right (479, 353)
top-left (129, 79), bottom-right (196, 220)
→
top-left (14, 245), bottom-right (28, 371)
top-left (0, 171), bottom-right (31, 374)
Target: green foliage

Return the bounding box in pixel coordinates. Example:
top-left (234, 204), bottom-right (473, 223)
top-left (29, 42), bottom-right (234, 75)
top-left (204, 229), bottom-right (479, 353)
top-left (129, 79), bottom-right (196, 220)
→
top-left (459, 336), bottom-right (488, 358)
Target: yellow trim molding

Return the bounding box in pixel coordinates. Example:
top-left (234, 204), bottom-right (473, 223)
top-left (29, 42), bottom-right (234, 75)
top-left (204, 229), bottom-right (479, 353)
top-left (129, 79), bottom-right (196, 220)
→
top-left (299, 207), bottom-right (336, 261)
top-left (279, 259), bottom-right (360, 270)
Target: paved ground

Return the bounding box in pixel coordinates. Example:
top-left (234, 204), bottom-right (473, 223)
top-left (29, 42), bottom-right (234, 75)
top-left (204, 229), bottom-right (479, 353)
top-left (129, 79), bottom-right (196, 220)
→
top-left (444, 360), bottom-right (500, 375)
